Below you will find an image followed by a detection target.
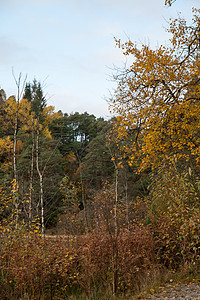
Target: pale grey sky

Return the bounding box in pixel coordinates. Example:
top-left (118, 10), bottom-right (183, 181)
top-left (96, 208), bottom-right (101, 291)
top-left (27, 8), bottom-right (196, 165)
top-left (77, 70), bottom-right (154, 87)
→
top-left (0, 0), bottom-right (199, 117)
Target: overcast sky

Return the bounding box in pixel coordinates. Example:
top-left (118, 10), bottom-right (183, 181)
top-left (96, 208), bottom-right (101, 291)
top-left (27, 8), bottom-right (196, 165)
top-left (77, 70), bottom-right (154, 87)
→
top-left (0, 0), bottom-right (199, 118)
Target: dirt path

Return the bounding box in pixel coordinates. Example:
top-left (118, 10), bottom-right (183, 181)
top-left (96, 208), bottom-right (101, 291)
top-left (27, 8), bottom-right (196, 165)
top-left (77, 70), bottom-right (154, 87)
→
top-left (146, 283), bottom-right (200, 299)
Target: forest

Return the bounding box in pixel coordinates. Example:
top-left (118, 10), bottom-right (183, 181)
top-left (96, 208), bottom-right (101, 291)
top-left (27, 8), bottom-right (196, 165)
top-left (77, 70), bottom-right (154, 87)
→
top-left (0, 2), bottom-right (200, 299)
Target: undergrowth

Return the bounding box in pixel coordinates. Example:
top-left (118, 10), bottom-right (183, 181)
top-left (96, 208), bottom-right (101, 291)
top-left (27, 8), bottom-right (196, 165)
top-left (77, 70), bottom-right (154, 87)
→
top-left (0, 220), bottom-right (199, 299)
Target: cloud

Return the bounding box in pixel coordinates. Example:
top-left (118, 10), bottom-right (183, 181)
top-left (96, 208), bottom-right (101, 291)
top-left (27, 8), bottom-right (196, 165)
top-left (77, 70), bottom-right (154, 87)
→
top-left (0, 37), bottom-right (25, 65)
top-left (1, 0), bottom-right (198, 119)
top-left (48, 87), bottom-right (109, 117)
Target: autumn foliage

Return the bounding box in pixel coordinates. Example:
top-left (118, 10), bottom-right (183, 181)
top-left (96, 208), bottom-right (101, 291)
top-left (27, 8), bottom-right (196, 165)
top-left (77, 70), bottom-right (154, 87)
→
top-left (111, 8), bottom-right (200, 171)
top-left (0, 3), bottom-right (200, 299)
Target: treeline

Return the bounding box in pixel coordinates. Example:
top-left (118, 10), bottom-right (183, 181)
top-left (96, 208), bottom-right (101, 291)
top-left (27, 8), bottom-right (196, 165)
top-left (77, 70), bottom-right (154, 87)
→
top-left (0, 82), bottom-right (147, 234)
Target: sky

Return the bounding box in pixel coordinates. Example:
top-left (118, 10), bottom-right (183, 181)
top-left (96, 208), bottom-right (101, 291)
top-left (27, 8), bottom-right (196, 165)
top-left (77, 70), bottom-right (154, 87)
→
top-left (0, 0), bottom-right (199, 118)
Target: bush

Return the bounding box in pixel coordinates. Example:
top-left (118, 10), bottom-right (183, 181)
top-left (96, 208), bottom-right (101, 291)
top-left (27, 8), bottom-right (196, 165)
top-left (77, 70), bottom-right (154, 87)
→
top-left (0, 225), bottom-right (159, 299)
top-left (75, 225), bottom-right (157, 295)
top-left (0, 231), bottom-right (78, 299)
top-left (146, 161), bottom-right (200, 270)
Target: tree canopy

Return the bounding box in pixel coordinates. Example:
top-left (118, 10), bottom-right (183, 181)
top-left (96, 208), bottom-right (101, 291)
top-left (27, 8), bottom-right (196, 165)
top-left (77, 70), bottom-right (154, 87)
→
top-left (110, 9), bottom-right (200, 171)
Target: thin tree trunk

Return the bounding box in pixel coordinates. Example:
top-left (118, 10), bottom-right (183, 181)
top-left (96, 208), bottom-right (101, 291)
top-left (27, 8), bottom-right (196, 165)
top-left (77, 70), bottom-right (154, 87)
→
top-left (124, 175), bottom-right (129, 230)
top-left (107, 142), bottom-right (119, 295)
top-left (29, 123), bottom-right (35, 225)
top-left (36, 117), bottom-right (44, 236)
top-left (13, 95), bottom-right (19, 226)
top-left (12, 71), bottom-right (27, 227)
top-left (79, 163), bottom-right (88, 234)
top-left (114, 166), bottom-right (118, 238)
top-left (112, 165), bottom-right (118, 295)
top-left (75, 150), bottom-right (88, 234)
top-left (13, 73), bottom-right (21, 227)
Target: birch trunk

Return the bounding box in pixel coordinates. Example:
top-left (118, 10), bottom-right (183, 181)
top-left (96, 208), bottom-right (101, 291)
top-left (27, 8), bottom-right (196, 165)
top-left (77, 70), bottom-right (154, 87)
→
top-left (12, 71), bottom-right (27, 227)
top-left (13, 97), bottom-right (19, 226)
top-left (29, 123), bottom-right (35, 225)
top-left (36, 117), bottom-right (44, 236)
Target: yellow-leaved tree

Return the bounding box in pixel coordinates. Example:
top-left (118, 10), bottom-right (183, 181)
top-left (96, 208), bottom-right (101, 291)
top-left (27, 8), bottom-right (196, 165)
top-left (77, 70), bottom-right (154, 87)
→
top-left (110, 8), bottom-right (200, 171)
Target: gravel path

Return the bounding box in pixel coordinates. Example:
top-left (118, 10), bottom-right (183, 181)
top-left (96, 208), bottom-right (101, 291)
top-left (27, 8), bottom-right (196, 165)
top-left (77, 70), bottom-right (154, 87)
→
top-left (146, 283), bottom-right (200, 299)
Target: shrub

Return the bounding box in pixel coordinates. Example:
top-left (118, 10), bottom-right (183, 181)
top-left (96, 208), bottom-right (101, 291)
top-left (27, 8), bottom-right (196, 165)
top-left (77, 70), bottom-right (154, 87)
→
top-left (75, 225), bottom-right (157, 295)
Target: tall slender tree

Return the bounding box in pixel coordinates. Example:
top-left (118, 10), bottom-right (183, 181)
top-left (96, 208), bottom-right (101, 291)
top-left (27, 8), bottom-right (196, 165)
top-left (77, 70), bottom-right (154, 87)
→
top-left (24, 80), bottom-right (46, 234)
top-left (12, 71), bottom-right (27, 226)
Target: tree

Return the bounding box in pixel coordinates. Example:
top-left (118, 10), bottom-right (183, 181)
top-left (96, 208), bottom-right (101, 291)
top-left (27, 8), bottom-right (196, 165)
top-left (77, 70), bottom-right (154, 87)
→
top-left (50, 112), bottom-right (103, 159)
top-left (0, 89), bottom-right (6, 138)
top-left (20, 80), bottom-right (63, 232)
top-left (110, 9), bottom-right (200, 172)
top-left (12, 71), bottom-right (27, 226)
top-left (82, 120), bottom-right (114, 189)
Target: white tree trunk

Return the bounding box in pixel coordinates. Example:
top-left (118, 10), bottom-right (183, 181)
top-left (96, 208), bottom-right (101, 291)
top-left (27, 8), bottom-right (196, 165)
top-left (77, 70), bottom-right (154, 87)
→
top-left (29, 124), bottom-right (35, 225)
top-left (36, 118), bottom-right (44, 236)
top-left (12, 71), bottom-right (27, 227)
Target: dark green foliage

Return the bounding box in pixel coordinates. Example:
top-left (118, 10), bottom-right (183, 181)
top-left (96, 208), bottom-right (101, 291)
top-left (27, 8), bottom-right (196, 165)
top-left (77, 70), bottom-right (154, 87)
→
top-left (50, 112), bottom-right (106, 159)
top-left (24, 79), bottom-right (46, 116)
top-left (16, 130), bottom-right (64, 227)
top-left (83, 134), bottom-right (114, 188)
